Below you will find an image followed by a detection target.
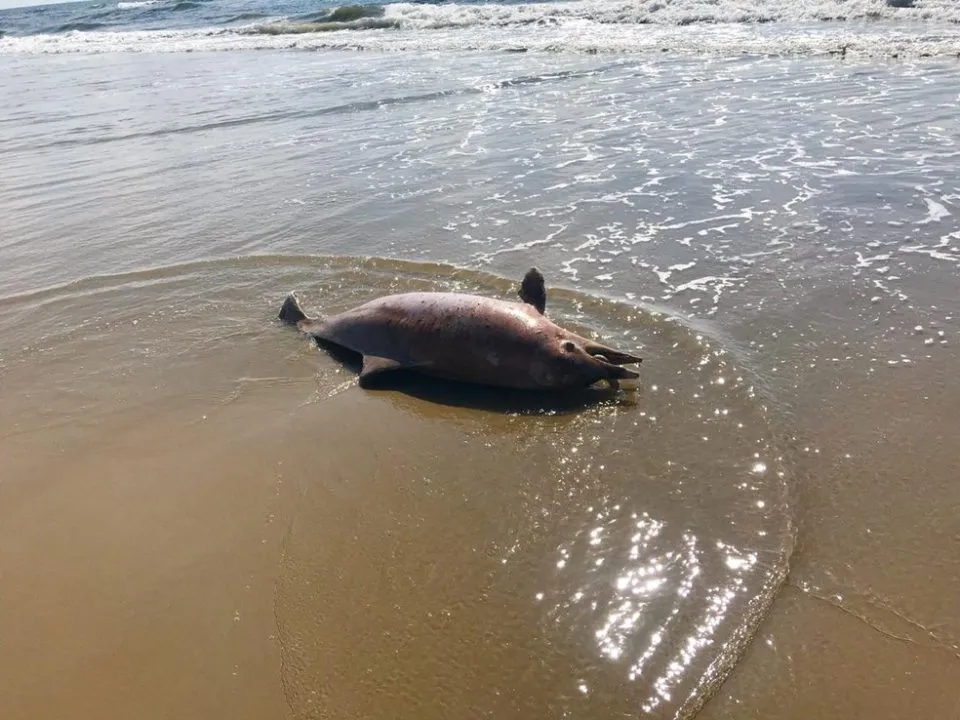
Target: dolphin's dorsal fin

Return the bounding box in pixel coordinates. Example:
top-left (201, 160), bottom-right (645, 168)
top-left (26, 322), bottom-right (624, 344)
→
top-left (518, 267), bottom-right (546, 314)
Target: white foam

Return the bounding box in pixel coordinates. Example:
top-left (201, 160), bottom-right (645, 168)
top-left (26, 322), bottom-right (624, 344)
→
top-left (3, 0), bottom-right (960, 57)
top-left (917, 197), bottom-right (951, 224)
top-left (116, 1), bottom-right (159, 8)
top-left (899, 244), bottom-right (959, 264)
top-left (383, 0), bottom-right (960, 30)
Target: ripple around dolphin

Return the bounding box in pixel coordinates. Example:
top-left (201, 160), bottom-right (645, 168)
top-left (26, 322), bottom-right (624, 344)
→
top-left (0, 253), bottom-right (795, 719)
top-left (268, 256), bottom-right (793, 719)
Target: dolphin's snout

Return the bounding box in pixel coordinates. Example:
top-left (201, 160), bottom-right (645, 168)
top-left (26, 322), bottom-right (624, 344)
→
top-left (581, 341), bottom-right (643, 366)
top-left (591, 353), bottom-right (640, 380)
top-left (609, 364), bottom-right (640, 380)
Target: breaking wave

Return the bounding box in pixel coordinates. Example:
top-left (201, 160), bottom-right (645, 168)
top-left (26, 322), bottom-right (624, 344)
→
top-left (47, 20), bottom-right (109, 32)
top-left (383, 0), bottom-right (960, 29)
top-left (3, 0), bottom-right (960, 56)
top-left (244, 4), bottom-right (392, 34)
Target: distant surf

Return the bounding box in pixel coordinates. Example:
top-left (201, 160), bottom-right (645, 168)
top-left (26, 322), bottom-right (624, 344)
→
top-left (3, 0), bottom-right (960, 56)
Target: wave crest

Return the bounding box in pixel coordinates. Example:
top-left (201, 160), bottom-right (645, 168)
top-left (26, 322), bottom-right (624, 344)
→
top-left (4, 0), bottom-right (960, 56)
top-left (245, 5), bottom-right (394, 35)
top-left (377, 0), bottom-right (960, 29)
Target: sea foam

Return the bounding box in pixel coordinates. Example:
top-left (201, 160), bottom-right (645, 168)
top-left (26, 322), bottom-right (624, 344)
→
top-left (3, 0), bottom-right (960, 56)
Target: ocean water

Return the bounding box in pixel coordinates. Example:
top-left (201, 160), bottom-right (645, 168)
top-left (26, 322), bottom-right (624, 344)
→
top-left (3, 0), bottom-right (960, 55)
top-left (1, 3), bottom-right (959, 720)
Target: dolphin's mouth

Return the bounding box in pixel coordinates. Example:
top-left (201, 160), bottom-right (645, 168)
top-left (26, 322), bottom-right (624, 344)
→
top-left (591, 353), bottom-right (641, 380)
top-left (572, 334), bottom-right (643, 367)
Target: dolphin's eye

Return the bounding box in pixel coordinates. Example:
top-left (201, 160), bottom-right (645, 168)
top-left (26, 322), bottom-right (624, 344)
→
top-left (562, 341), bottom-right (577, 353)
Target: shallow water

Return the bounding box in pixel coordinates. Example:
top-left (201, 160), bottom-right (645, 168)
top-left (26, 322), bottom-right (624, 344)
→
top-left (1, 48), bottom-right (959, 719)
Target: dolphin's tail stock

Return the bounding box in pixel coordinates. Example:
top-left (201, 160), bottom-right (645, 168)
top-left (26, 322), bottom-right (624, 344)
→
top-left (278, 293), bottom-right (308, 326)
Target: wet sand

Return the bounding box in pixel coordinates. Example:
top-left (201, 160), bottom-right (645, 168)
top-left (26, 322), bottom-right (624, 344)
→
top-left (0, 260), bottom-right (792, 718)
top-left (1, 49), bottom-right (959, 719)
top-left (0, 284), bottom-right (299, 719)
top-left (704, 328), bottom-right (960, 718)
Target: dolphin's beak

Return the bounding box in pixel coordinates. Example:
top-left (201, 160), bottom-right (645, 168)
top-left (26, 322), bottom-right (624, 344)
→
top-left (606, 363), bottom-right (640, 380)
top-left (566, 331), bottom-right (643, 365)
top-left (592, 354), bottom-right (640, 380)
top-left (588, 345), bottom-right (643, 366)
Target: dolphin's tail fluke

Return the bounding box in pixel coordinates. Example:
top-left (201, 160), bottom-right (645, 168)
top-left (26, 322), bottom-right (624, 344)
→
top-left (278, 294), bottom-right (308, 326)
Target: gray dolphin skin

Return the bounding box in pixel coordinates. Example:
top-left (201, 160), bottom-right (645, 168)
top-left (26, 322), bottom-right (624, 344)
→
top-left (277, 268), bottom-right (642, 391)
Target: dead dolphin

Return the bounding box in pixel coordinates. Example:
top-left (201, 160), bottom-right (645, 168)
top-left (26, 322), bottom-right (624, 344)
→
top-left (277, 268), bottom-right (642, 391)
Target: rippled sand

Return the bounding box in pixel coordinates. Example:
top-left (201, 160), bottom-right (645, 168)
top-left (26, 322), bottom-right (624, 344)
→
top-left (1, 50), bottom-right (958, 719)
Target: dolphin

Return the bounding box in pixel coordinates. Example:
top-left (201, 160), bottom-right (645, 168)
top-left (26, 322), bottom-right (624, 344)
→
top-left (277, 268), bottom-right (642, 391)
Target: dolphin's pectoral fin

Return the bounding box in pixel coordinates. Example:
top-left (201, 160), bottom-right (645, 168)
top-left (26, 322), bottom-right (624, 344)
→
top-left (360, 355), bottom-right (403, 380)
top-left (518, 267), bottom-right (547, 314)
top-left (358, 355), bottom-right (429, 386)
